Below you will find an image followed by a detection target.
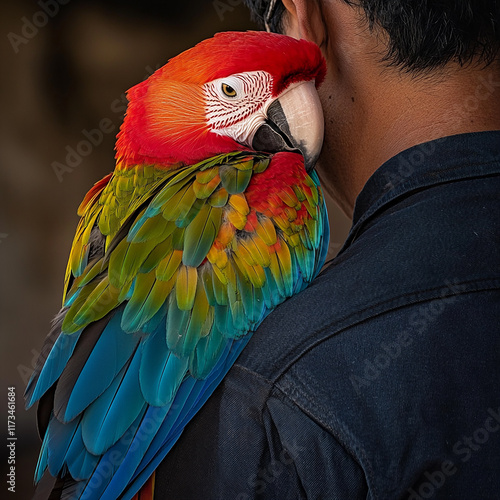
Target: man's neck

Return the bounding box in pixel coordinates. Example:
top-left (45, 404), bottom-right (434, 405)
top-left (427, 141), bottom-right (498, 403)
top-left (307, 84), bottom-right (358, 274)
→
top-left (318, 61), bottom-right (500, 218)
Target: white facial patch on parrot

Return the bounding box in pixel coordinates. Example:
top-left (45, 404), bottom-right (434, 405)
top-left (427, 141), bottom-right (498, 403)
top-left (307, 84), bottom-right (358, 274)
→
top-left (203, 70), bottom-right (274, 147)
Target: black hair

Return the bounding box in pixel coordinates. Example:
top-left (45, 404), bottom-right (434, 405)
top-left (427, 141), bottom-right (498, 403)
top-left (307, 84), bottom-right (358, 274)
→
top-left (244, 0), bottom-right (500, 72)
top-left (244, 0), bottom-right (287, 33)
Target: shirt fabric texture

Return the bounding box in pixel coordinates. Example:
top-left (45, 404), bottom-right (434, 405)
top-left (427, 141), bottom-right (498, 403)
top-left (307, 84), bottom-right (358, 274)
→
top-left (155, 131), bottom-right (500, 499)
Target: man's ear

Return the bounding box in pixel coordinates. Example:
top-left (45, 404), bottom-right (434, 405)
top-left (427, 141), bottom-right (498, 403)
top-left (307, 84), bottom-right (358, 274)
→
top-left (281, 0), bottom-right (325, 46)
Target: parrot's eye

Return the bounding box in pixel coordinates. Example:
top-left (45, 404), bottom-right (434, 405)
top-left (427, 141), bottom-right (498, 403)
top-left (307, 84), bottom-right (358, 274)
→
top-left (221, 83), bottom-right (237, 97)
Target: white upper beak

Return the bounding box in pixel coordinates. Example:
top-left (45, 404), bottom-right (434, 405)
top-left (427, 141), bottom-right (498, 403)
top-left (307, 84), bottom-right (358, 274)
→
top-left (252, 80), bottom-right (325, 171)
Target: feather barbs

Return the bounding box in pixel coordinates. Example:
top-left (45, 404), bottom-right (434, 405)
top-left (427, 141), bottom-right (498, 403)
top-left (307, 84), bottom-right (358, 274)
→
top-left (114, 31), bottom-right (326, 167)
top-left (29, 150), bottom-right (328, 500)
top-left (63, 151), bottom-right (322, 343)
top-left (27, 30), bottom-right (330, 500)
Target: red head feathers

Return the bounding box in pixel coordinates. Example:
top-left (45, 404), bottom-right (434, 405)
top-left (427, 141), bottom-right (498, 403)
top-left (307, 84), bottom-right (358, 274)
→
top-left (116, 31), bottom-right (326, 167)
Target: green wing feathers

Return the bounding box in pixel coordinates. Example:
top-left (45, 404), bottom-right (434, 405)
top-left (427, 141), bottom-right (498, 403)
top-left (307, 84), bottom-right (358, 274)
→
top-left (63, 151), bottom-right (325, 379)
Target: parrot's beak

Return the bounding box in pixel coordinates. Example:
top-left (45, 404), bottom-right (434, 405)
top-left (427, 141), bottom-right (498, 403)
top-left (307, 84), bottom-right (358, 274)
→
top-left (252, 81), bottom-right (324, 171)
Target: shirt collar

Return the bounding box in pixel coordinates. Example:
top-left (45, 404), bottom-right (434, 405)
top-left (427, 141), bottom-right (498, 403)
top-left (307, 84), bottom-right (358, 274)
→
top-left (343, 130), bottom-right (500, 248)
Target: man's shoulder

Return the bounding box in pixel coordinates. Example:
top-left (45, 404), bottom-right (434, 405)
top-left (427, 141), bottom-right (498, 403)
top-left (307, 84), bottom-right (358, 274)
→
top-left (229, 165), bottom-right (500, 498)
top-left (237, 167), bottom-right (500, 382)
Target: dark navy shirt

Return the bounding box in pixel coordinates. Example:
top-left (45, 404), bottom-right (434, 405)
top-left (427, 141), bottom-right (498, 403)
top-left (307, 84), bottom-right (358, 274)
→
top-left (155, 131), bottom-right (500, 499)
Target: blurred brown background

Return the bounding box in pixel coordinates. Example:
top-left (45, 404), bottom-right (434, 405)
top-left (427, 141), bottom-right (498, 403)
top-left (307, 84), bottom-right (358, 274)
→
top-left (0, 1), bottom-right (350, 497)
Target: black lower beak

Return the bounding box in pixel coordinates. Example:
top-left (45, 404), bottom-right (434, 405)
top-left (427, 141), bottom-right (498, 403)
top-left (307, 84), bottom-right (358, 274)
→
top-left (250, 81), bottom-right (324, 172)
top-left (252, 101), bottom-right (299, 156)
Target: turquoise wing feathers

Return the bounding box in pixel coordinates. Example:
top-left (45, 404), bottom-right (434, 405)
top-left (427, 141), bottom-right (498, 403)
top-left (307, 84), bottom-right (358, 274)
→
top-left (25, 150), bottom-right (329, 499)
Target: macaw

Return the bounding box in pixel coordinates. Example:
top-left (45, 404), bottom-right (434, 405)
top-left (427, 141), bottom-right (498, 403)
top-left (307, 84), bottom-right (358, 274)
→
top-left (25, 31), bottom-right (329, 499)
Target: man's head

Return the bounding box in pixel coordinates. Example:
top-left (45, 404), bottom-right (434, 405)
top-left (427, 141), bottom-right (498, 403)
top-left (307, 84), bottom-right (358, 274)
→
top-left (244, 1), bottom-right (500, 216)
top-left (246, 0), bottom-right (500, 73)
